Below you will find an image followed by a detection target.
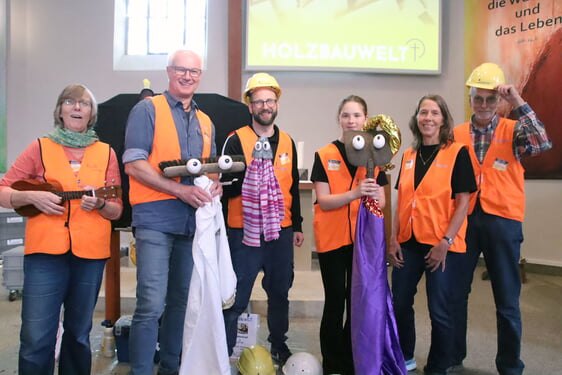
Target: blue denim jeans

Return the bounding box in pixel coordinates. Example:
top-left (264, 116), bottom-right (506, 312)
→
top-left (452, 205), bottom-right (525, 375)
top-left (223, 227), bottom-right (294, 355)
top-left (19, 252), bottom-right (106, 375)
top-left (129, 229), bottom-right (194, 375)
top-left (391, 243), bottom-right (464, 375)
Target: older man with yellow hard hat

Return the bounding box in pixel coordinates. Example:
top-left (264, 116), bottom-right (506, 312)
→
top-left (451, 63), bottom-right (552, 375)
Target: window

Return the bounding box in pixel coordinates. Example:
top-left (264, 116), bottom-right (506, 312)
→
top-left (114, 0), bottom-right (207, 71)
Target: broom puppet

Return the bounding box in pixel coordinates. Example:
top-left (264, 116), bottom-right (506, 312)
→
top-left (344, 114), bottom-right (407, 375)
top-left (158, 155), bottom-right (243, 375)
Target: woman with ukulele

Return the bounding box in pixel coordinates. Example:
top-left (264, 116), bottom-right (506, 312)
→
top-left (0, 84), bottom-right (122, 375)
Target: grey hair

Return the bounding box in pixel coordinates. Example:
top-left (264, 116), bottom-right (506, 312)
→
top-left (468, 86), bottom-right (499, 98)
top-left (167, 48), bottom-right (204, 67)
top-left (53, 84), bottom-right (98, 129)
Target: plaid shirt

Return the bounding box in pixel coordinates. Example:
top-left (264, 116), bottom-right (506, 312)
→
top-left (470, 103), bottom-right (552, 164)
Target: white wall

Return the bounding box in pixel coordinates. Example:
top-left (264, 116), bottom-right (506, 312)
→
top-left (5, 0), bottom-right (561, 266)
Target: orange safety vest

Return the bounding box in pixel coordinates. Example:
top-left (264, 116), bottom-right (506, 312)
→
top-left (454, 118), bottom-right (525, 222)
top-left (227, 125), bottom-right (294, 228)
top-left (129, 94), bottom-right (212, 205)
top-left (397, 143), bottom-right (467, 253)
top-left (313, 143), bottom-right (370, 253)
top-left (24, 138), bottom-right (112, 259)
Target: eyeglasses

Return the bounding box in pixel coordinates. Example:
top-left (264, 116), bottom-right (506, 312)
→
top-left (170, 66), bottom-right (202, 78)
top-left (472, 95), bottom-right (498, 106)
top-left (250, 98), bottom-right (278, 108)
top-left (62, 99), bottom-right (92, 108)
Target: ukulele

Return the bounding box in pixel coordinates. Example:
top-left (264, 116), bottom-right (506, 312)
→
top-left (11, 179), bottom-right (122, 217)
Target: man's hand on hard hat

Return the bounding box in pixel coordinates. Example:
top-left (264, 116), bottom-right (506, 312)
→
top-left (495, 84), bottom-right (525, 109)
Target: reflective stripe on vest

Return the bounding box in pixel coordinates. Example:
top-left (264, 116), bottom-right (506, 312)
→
top-left (397, 143), bottom-right (467, 253)
top-left (313, 143), bottom-right (370, 252)
top-left (129, 94), bottom-right (212, 205)
top-left (227, 125), bottom-right (294, 228)
top-left (454, 119), bottom-right (525, 221)
top-left (24, 138), bottom-right (112, 258)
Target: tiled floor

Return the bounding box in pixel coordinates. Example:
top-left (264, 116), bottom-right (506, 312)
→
top-left (1, 264), bottom-right (561, 375)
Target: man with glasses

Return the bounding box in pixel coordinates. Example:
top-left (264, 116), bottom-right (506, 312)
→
top-left (123, 48), bottom-right (221, 375)
top-left (221, 72), bottom-right (304, 366)
top-left (451, 63), bottom-right (551, 375)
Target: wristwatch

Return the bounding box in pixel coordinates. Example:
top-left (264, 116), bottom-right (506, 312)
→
top-left (443, 236), bottom-right (454, 246)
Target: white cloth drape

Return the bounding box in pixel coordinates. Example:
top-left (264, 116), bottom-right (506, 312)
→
top-left (179, 176), bottom-right (237, 375)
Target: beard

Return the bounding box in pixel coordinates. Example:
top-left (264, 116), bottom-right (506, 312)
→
top-left (253, 108), bottom-right (277, 126)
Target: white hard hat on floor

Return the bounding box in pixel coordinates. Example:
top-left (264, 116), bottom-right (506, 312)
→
top-left (282, 352), bottom-right (322, 375)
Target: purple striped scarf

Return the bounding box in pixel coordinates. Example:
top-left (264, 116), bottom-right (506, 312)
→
top-left (241, 158), bottom-right (284, 247)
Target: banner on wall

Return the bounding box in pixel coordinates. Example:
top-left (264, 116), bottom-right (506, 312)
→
top-left (464, 0), bottom-right (561, 179)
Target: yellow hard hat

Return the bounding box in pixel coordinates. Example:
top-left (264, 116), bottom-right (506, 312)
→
top-left (237, 345), bottom-right (276, 375)
top-left (129, 238), bottom-right (137, 266)
top-left (466, 62), bottom-right (505, 90)
top-left (244, 73), bottom-right (282, 105)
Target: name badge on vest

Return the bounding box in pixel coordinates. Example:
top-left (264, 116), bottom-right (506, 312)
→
top-left (493, 158), bottom-right (508, 171)
top-left (279, 152), bottom-right (290, 165)
top-left (69, 160), bottom-right (81, 173)
top-left (405, 159), bottom-right (414, 170)
top-left (327, 159), bottom-right (341, 171)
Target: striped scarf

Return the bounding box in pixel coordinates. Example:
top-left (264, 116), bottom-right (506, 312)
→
top-left (241, 158), bottom-right (284, 247)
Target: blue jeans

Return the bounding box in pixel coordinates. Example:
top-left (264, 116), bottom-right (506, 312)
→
top-left (223, 227), bottom-right (294, 355)
top-left (452, 205), bottom-right (525, 375)
top-left (19, 252), bottom-right (106, 375)
top-left (129, 229), bottom-right (194, 375)
top-left (391, 243), bottom-right (464, 375)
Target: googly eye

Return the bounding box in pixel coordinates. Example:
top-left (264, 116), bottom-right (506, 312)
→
top-left (373, 134), bottom-right (386, 149)
top-left (262, 141), bottom-right (271, 151)
top-left (186, 158), bottom-right (202, 174)
top-left (254, 141), bottom-right (263, 151)
top-left (218, 155), bottom-right (233, 170)
top-left (352, 135), bottom-right (365, 150)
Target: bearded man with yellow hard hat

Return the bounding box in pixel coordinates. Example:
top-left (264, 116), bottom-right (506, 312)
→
top-left (221, 73), bottom-right (304, 366)
top-left (451, 63), bottom-right (552, 375)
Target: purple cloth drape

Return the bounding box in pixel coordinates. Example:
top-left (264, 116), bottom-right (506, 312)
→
top-left (351, 199), bottom-right (407, 375)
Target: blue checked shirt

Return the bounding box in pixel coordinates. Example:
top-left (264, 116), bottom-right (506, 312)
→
top-left (470, 103), bottom-right (552, 164)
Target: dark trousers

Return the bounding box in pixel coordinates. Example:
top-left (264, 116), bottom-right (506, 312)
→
top-left (318, 245), bottom-right (355, 375)
top-left (452, 205), bottom-right (525, 375)
top-left (223, 227), bottom-right (294, 355)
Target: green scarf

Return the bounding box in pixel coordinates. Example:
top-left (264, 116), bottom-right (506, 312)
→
top-left (46, 128), bottom-right (99, 148)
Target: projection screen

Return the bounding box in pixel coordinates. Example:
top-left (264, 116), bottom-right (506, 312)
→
top-left (245, 0), bottom-right (442, 74)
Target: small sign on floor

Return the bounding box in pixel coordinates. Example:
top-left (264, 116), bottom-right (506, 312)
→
top-left (230, 313), bottom-right (260, 359)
